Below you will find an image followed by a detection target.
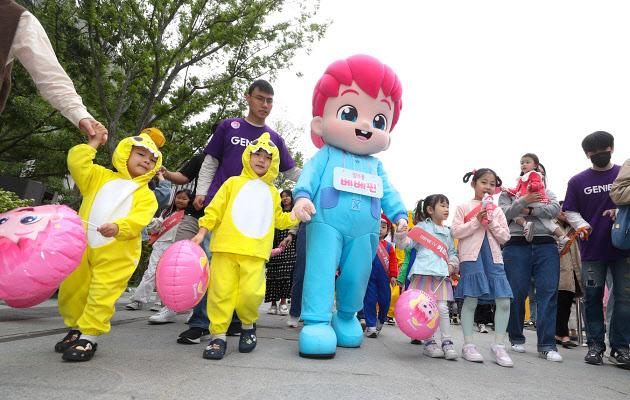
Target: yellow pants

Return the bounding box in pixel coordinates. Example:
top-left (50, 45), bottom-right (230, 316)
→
top-left (58, 239), bottom-right (140, 336)
top-left (388, 284), bottom-right (400, 318)
top-left (208, 252), bottom-right (266, 334)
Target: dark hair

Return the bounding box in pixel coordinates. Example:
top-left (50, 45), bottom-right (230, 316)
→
top-left (248, 79), bottom-right (274, 95)
top-left (414, 194), bottom-right (449, 223)
top-left (537, 162), bottom-right (548, 187)
top-left (163, 189), bottom-right (192, 218)
top-left (520, 153), bottom-right (540, 176)
top-left (462, 168), bottom-right (503, 188)
top-left (581, 131), bottom-right (614, 154)
top-left (280, 189), bottom-right (294, 211)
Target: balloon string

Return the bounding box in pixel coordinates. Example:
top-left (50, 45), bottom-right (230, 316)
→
top-left (81, 220), bottom-right (99, 229)
top-left (433, 276), bottom-right (448, 295)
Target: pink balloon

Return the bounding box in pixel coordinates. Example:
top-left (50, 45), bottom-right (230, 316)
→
top-left (394, 289), bottom-right (440, 340)
top-left (4, 287), bottom-right (57, 308)
top-left (156, 240), bottom-right (209, 312)
top-left (0, 205), bottom-right (86, 303)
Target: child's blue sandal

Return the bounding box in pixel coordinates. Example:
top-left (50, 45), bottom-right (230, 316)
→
top-left (203, 338), bottom-right (227, 360)
top-left (239, 328), bottom-right (257, 353)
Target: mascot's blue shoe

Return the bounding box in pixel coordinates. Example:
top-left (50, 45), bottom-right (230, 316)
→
top-left (331, 311), bottom-right (363, 348)
top-left (298, 323), bottom-right (337, 358)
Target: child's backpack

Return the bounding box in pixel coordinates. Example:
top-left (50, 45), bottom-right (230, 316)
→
top-left (612, 205), bottom-right (630, 250)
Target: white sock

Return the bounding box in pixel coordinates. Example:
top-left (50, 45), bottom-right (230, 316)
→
top-left (242, 323), bottom-right (254, 330)
top-left (80, 334), bottom-right (97, 343)
top-left (212, 333), bottom-right (227, 341)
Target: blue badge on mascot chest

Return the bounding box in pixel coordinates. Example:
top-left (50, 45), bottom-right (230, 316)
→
top-left (333, 167), bottom-right (383, 198)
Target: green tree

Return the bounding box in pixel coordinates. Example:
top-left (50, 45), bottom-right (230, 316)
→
top-left (0, 0), bottom-right (327, 201)
top-left (272, 118), bottom-right (305, 191)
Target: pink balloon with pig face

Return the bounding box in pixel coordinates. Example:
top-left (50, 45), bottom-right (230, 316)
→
top-left (0, 205), bottom-right (86, 306)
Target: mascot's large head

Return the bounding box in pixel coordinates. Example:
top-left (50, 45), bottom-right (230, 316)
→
top-left (311, 54), bottom-right (403, 156)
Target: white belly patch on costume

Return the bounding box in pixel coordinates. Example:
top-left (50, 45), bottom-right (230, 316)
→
top-left (87, 178), bottom-right (139, 248)
top-left (231, 179), bottom-right (273, 239)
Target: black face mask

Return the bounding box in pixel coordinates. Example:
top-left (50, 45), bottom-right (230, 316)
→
top-left (590, 151), bottom-right (611, 168)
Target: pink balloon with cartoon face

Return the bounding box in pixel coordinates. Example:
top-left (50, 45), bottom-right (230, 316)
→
top-left (394, 289), bottom-right (440, 340)
top-left (156, 240), bottom-right (209, 312)
top-left (0, 205), bottom-right (86, 305)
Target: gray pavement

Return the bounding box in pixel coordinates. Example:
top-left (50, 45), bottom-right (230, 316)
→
top-left (1, 293), bottom-right (629, 400)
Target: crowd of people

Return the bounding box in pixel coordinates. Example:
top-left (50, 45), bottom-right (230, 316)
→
top-left (1, 0), bottom-right (628, 370)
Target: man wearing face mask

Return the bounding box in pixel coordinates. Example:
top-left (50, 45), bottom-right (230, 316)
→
top-left (562, 131), bottom-right (630, 370)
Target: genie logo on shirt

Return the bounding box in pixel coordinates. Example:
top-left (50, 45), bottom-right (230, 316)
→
top-left (230, 136), bottom-right (253, 147)
top-left (584, 184), bottom-right (612, 195)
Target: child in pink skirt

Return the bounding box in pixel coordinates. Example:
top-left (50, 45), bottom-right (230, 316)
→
top-left (395, 194), bottom-right (460, 360)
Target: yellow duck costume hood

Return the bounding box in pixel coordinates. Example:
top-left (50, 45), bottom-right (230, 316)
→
top-left (112, 133), bottom-right (163, 184)
top-left (240, 133), bottom-right (280, 183)
top-left (198, 132), bottom-right (297, 261)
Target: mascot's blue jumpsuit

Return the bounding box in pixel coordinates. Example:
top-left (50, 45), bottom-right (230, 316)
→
top-left (293, 145), bottom-right (406, 357)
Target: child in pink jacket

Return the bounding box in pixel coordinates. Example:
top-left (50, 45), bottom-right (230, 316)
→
top-left (452, 168), bottom-right (513, 368)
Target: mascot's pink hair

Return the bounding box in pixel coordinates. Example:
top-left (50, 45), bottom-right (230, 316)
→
top-left (311, 54), bottom-right (403, 148)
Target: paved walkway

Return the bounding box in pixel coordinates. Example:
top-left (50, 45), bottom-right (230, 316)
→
top-left (1, 293), bottom-right (629, 400)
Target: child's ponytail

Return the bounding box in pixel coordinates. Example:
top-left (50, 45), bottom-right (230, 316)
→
top-left (414, 199), bottom-right (425, 223)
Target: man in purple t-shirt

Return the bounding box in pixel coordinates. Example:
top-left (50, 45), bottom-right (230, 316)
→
top-left (177, 79), bottom-right (301, 345)
top-left (562, 131), bottom-right (630, 369)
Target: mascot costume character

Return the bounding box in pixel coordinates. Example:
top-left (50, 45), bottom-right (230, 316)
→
top-left (293, 54), bottom-right (408, 358)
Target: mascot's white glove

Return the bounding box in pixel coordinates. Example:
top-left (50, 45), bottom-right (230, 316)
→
top-left (294, 197), bottom-right (317, 222)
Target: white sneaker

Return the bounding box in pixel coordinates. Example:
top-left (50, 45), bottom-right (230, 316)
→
top-left (125, 300), bottom-right (142, 310)
top-left (511, 344), bottom-right (526, 353)
top-left (267, 305), bottom-right (277, 315)
top-left (150, 301), bottom-right (163, 312)
top-left (148, 307), bottom-right (176, 324)
top-left (477, 323), bottom-right (488, 333)
top-left (423, 340), bottom-right (445, 358)
top-left (366, 327), bottom-right (378, 338)
top-left (539, 350), bottom-right (563, 362)
top-left (287, 316), bottom-right (299, 328)
top-left (558, 235), bottom-right (570, 254)
top-left (278, 304), bottom-right (289, 315)
top-left (185, 310), bottom-right (193, 324)
top-left (442, 341), bottom-right (459, 360)
top-left (491, 343), bottom-right (514, 367)
top-left (376, 319), bottom-right (384, 332)
top-left (524, 221), bottom-right (535, 242)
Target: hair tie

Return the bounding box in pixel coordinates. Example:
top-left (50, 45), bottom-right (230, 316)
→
top-left (471, 169), bottom-right (476, 174)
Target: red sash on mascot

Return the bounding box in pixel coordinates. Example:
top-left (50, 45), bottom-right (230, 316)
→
top-left (376, 242), bottom-right (390, 274)
top-left (148, 210), bottom-right (184, 245)
top-left (407, 227), bottom-right (447, 262)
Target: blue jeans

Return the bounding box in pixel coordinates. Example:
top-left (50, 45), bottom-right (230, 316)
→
top-left (581, 258), bottom-right (630, 349)
top-left (189, 232), bottom-right (212, 329)
top-left (503, 243), bottom-right (559, 352)
top-left (289, 222), bottom-right (306, 318)
top-left (528, 278), bottom-right (537, 322)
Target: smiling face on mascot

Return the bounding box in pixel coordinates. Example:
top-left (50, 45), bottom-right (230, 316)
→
top-left (293, 54), bottom-right (408, 358)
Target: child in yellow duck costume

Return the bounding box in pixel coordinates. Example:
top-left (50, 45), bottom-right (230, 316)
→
top-left (192, 132), bottom-right (298, 360)
top-left (56, 132), bottom-right (162, 361)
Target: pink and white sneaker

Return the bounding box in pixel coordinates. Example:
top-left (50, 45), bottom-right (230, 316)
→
top-left (491, 343), bottom-right (514, 367)
top-left (462, 344), bottom-right (484, 362)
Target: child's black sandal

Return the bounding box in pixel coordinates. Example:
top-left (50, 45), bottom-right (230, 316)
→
top-left (239, 328), bottom-right (257, 353)
top-left (203, 338), bottom-right (227, 360)
top-left (62, 339), bottom-right (97, 361)
top-left (54, 330), bottom-right (81, 353)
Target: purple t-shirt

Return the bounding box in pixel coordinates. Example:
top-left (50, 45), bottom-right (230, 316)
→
top-left (562, 165), bottom-right (630, 261)
top-left (202, 117), bottom-right (295, 206)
